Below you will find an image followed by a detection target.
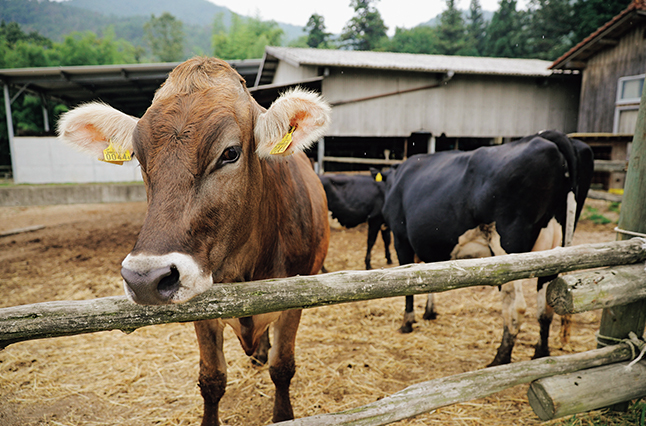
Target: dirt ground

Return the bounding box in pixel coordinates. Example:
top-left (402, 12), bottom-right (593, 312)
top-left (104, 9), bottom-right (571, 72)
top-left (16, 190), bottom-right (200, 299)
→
top-left (0, 198), bottom-right (627, 425)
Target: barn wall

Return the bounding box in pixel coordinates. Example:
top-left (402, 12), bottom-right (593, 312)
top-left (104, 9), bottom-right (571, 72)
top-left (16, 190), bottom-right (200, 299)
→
top-left (273, 61), bottom-right (319, 84)
top-left (322, 68), bottom-right (580, 138)
top-left (12, 137), bottom-right (143, 184)
top-left (578, 26), bottom-right (646, 133)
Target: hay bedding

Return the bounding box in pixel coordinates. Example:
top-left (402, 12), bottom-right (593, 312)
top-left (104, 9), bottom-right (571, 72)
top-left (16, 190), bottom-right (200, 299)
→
top-left (0, 200), bottom-right (619, 425)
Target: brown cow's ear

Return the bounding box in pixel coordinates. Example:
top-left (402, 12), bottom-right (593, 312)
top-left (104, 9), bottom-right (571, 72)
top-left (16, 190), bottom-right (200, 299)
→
top-left (254, 87), bottom-right (330, 158)
top-left (57, 102), bottom-right (138, 162)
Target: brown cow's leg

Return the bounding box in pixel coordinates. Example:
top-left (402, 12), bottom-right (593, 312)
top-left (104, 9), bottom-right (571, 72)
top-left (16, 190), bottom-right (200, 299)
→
top-left (194, 320), bottom-right (227, 426)
top-left (268, 309), bottom-right (302, 423)
top-left (489, 280), bottom-right (526, 366)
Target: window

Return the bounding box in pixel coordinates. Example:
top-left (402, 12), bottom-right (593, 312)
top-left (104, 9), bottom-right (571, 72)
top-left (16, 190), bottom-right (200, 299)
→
top-left (614, 74), bottom-right (644, 133)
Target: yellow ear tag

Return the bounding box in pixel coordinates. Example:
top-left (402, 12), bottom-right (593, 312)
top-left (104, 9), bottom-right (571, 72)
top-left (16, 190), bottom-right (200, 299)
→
top-left (102, 140), bottom-right (132, 165)
top-left (375, 172), bottom-right (383, 182)
top-left (270, 125), bottom-right (297, 156)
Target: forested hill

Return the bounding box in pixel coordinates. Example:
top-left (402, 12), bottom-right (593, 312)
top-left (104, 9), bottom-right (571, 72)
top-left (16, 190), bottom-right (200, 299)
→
top-left (67, 0), bottom-right (229, 27)
top-left (0, 0), bottom-right (304, 50)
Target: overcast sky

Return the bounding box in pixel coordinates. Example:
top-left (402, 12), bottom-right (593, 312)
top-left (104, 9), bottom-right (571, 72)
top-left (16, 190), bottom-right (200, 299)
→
top-left (207, 0), bottom-right (529, 36)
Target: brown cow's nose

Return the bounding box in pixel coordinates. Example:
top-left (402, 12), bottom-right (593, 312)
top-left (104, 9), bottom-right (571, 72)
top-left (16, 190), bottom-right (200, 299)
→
top-left (121, 265), bottom-right (181, 305)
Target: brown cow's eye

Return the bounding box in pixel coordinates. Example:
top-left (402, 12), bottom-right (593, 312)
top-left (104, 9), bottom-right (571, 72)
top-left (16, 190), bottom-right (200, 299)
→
top-left (220, 146), bottom-right (241, 165)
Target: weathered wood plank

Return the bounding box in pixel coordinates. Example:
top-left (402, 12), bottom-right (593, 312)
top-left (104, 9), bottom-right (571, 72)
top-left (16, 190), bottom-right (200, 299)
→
top-left (322, 156), bottom-right (403, 166)
top-left (0, 225), bottom-right (45, 238)
top-left (547, 263), bottom-right (646, 315)
top-left (587, 189), bottom-right (623, 202)
top-left (270, 345), bottom-right (634, 426)
top-left (593, 159), bottom-right (628, 173)
top-left (1, 239), bottom-right (645, 348)
top-left (528, 359), bottom-right (646, 421)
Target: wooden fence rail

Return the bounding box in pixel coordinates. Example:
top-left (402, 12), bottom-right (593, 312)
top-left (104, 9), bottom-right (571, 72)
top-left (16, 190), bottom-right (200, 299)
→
top-left (270, 344), bottom-right (635, 426)
top-left (1, 239), bottom-right (645, 349)
top-left (548, 262), bottom-right (646, 315)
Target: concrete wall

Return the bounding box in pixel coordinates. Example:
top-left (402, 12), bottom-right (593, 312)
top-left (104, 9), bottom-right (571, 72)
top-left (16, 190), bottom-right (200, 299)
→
top-left (12, 137), bottom-right (143, 184)
top-left (0, 183), bottom-right (146, 207)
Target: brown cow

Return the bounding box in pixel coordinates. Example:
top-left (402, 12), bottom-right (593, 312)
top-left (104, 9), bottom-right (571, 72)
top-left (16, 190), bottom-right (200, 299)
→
top-left (57, 57), bottom-right (331, 425)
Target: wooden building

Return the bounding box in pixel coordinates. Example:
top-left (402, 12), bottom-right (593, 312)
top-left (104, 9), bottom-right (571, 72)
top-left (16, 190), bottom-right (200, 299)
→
top-left (551, 0), bottom-right (646, 190)
top-left (256, 47), bottom-right (581, 171)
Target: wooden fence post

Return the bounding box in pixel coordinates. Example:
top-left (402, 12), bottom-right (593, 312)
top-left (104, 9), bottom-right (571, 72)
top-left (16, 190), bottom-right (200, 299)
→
top-left (596, 84), bottom-right (646, 411)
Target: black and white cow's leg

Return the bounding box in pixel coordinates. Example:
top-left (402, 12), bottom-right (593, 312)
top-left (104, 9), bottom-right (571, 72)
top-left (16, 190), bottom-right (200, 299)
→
top-left (489, 280), bottom-right (527, 366)
top-left (531, 218), bottom-right (567, 359)
top-left (533, 284), bottom-right (553, 359)
top-left (560, 313), bottom-right (572, 347)
top-left (268, 309), bottom-right (302, 423)
top-left (365, 217), bottom-right (382, 270)
top-left (251, 328), bottom-right (271, 366)
top-left (381, 225), bottom-right (393, 265)
top-left (400, 295), bottom-right (416, 333)
top-left (194, 320), bottom-right (227, 426)
top-left (394, 235), bottom-right (417, 333)
top-left (423, 294), bottom-right (437, 320)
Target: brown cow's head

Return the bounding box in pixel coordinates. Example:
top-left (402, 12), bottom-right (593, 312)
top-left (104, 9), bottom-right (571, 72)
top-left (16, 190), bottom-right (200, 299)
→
top-left (58, 57), bottom-right (330, 305)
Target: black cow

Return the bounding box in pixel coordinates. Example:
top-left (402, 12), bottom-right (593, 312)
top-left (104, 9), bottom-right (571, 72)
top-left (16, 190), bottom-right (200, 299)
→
top-left (319, 172), bottom-right (392, 269)
top-left (381, 130), bottom-right (593, 366)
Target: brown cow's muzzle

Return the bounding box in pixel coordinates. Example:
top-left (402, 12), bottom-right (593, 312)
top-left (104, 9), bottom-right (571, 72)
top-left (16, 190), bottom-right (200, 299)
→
top-left (121, 265), bottom-right (180, 305)
top-left (121, 252), bottom-right (214, 305)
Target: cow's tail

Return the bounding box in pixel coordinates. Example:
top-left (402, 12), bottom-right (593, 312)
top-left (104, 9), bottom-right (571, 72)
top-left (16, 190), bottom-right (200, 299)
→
top-left (537, 129), bottom-right (582, 247)
top-left (536, 130), bottom-right (583, 291)
top-left (564, 190), bottom-right (576, 247)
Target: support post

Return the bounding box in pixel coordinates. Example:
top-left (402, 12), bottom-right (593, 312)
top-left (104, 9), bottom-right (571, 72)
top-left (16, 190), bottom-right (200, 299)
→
top-left (3, 84), bottom-right (16, 180)
top-left (427, 134), bottom-right (436, 154)
top-left (40, 93), bottom-right (49, 133)
top-left (597, 81), bottom-right (646, 411)
top-left (317, 137), bottom-right (324, 175)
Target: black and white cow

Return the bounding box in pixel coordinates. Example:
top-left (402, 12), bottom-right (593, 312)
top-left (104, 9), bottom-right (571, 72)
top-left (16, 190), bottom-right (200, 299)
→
top-left (381, 130), bottom-right (594, 366)
top-left (319, 172), bottom-right (392, 269)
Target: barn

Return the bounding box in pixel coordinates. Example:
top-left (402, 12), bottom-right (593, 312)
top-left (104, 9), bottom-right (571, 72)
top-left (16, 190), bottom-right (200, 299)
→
top-left (550, 0), bottom-right (646, 190)
top-left (256, 46), bottom-right (581, 171)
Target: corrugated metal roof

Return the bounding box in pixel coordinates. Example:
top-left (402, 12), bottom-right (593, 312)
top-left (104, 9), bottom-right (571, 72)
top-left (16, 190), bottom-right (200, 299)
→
top-left (264, 46), bottom-right (554, 77)
top-left (0, 59), bottom-right (261, 115)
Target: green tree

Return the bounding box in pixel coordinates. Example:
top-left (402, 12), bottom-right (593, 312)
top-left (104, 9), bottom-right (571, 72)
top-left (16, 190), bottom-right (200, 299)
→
top-left (387, 26), bottom-right (440, 54)
top-left (524, 0), bottom-right (574, 60)
top-left (212, 13), bottom-right (283, 60)
top-left (465, 0), bottom-right (486, 56)
top-left (144, 12), bottom-right (185, 62)
top-left (340, 0), bottom-right (388, 51)
top-left (0, 22), bottom-right (139, 169)
top-left (435, 0), bottom-right (469, 55)
top-left (572, 0), bottom-right (631, 43)
top-left (51, 28), bottom-right (139, 66)
top-left (483, 0), bottom-right (526, 58)
top-left (305, 13), bottom-right (331, 48)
